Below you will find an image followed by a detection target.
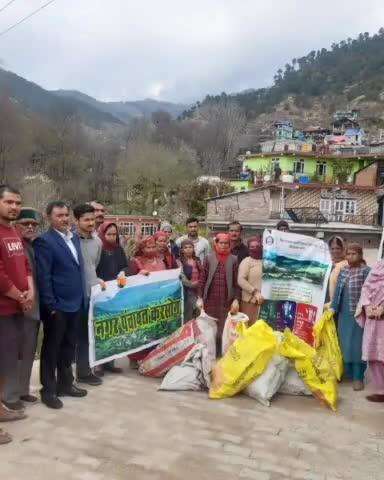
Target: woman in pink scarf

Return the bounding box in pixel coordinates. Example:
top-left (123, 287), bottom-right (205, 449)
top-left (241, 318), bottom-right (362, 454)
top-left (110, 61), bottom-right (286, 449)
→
top-left (356, 260), bottom-right (384, 402)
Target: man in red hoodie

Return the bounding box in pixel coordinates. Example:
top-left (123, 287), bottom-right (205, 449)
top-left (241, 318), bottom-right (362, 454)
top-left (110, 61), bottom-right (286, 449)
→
top-left (0, 185), bottom-right (34, 445)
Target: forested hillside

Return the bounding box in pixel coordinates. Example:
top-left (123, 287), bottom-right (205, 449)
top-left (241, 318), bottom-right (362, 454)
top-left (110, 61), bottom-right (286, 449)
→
top-left (184, 29), bottom-right (384, 119)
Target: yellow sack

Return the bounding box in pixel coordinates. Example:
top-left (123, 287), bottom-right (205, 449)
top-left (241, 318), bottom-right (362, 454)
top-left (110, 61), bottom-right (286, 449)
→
top-left (209, 320), bottom-right (277, 399)
top-left (313, 310), bottom-right (343, 381)
top-left (279, 329), bottom-right (338, 411)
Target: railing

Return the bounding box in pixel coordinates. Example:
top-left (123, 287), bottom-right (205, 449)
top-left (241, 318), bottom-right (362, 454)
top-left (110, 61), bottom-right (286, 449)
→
top-left (271, 208), bottom-right (378, 226)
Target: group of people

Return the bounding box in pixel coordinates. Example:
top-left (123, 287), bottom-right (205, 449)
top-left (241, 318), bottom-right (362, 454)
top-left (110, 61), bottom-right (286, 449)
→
top-left (0, 181), bottom-right (383, 445)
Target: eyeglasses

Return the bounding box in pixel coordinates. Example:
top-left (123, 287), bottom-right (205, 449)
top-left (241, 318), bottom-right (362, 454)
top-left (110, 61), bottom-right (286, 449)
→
top-left (18, 222), bottom-right (38, 228)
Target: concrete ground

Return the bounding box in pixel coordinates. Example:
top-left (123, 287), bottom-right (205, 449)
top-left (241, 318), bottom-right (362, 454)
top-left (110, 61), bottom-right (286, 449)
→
top-left (1, 359), bottom-right (384, 480)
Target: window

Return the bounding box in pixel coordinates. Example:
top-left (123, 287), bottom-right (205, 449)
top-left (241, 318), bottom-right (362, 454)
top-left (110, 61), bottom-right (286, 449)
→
top-left (272, 158), bottom-right (280, 168)
top-left (119, 222), bottom-right (135, 236)
top-left (320, 198), bottom-right (357, 221)
top-left (316, 161), bottom-right (327, 177)
top-left (320, 199), bottom-right (332, 214)
top-left (293, 159), bottom-right (305, 174)
top-left (141, 222), bottom-right (158, 236)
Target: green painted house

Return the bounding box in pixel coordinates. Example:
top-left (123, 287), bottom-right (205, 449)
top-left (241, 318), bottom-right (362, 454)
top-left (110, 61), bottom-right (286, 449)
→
top-left (230, 153), bottom-right (376, 191)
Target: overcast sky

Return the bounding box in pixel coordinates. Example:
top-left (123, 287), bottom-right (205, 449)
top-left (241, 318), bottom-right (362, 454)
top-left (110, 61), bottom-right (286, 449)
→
top-left (0, 0), bottom-right (383, 104)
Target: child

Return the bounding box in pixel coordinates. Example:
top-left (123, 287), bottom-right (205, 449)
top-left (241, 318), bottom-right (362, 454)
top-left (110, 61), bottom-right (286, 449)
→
top-left (179, 239), bottom-right (202, 321)
top-left (331, 243), bottom-right (370, 390)
top-left (356, 260), bottom-right (384, 402)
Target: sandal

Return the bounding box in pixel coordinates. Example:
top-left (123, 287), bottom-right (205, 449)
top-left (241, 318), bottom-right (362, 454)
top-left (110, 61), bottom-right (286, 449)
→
top-left (0, 428), bottom-right (12, 445)
top-left (0, 405), bottom-right (27, 422)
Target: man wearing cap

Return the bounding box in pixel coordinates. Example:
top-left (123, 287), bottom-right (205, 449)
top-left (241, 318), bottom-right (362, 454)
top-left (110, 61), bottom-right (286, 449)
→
top-left (3, 208), bottom-right (42, 408)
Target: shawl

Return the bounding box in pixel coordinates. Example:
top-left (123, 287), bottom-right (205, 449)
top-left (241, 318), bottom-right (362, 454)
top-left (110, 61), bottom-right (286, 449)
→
top-left (356, 261), bottom-right (384, 325)
top-left (348, 265), bottom-right (371, 316)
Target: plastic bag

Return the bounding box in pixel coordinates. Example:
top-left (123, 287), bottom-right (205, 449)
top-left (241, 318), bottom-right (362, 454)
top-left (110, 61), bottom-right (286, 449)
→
top-left (278, 329), bottom-right (338, 411)
top-left (279, 367), bottom-right (312, 396)
top-left (313, 310), bottom-right (343, 381)
top-left (138, 321), bottom-right (197, 377)
top-left (222, 311), bottom-right (249, 356)
top-left (209, 320), bottom-right (278, 399)
top-left (195, 310), bottom-right (217, 363)
top-left (159, 344), bottom-right (211, 391)
top-left (245, 354), bottom-right (289, 406)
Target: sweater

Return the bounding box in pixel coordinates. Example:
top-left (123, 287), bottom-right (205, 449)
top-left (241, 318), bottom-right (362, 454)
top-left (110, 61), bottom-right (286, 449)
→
top-left (79, 233), bottom-right (102, 298)
top-left (97, 246), bottom-right (138, 281)
top-left (238, 257), bottom-right (263, 303)
top-left (0, 223), bottom-right (31, 315)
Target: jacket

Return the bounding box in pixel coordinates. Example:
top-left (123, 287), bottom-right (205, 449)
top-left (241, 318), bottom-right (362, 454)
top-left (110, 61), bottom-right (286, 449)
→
top-left (97, 246), bottom-right (138, 281)
top-left (34, 229), bottom-right (86, 314)
top-left (202, 253), bottom-right (238, 302)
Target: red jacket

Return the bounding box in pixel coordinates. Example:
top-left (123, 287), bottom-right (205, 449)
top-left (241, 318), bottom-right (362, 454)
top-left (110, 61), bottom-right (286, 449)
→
top-left (0, 223), bottom-right (31, 315)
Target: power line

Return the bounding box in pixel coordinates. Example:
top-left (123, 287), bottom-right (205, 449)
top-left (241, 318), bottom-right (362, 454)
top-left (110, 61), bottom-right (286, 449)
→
top-left (0, 0), bottom-right (57, 38)
top-left (0, 1), bottom-right (18, 14)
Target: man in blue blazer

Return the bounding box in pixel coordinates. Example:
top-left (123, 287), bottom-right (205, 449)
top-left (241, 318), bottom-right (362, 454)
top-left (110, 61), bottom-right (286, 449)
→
top-left (34, 201), bottom-right (87, 409)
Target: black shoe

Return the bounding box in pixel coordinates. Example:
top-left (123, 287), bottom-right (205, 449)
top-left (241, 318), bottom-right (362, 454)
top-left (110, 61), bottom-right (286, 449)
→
top-left (20, 394), bottom-right (38, 403)
top-left (41, 395), bottom-right (63, 409)
top-left (77, 374), bottom-right (103, 386)
top-left (57, 385), bottom-right (88, 398)
top-left (2, 400), bottom-right (24, 411)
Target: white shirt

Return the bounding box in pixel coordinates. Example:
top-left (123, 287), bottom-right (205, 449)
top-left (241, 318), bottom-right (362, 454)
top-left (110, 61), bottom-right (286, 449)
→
top-left (55, 229), bottom-right (79, 263)
top-left (176, 235), bottom-right (211, 263)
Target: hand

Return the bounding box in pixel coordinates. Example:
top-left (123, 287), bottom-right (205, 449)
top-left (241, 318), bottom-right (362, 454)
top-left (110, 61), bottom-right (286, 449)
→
top-left (255, 292), bottom-right (264, 305)
top-left (139, 270), bottom-right (150, 276)
top-left (24, 289), bottom-right (34, 304)
top-left (190, 281), bottom-right (199, 288)
top-left (99, 280), bottom-right (107, 291)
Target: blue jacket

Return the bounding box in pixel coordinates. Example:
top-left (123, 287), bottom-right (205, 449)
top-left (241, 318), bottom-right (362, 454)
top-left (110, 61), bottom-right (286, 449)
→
top-left (34, 229), bottom-right (86, 313)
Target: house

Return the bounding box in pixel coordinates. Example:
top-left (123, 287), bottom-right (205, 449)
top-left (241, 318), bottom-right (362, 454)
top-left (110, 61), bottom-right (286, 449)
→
top-left (105, 215), bottom-right (160, 237)
top-left (205, 183), bottom-right (381, 252)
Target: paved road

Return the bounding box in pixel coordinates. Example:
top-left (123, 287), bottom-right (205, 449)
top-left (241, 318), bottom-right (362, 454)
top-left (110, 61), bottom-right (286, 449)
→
top-left (1, 360), bottom-right (384, 480)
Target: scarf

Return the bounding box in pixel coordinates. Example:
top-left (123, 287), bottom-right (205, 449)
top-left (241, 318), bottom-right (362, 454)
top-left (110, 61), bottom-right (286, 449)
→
top-left (98, 222), bottom-right (120, 251)
top-left (348, 265), bottom-right (370, 316)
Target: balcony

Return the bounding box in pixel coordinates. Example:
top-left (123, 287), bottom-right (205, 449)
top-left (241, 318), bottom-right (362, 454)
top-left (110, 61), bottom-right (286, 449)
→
top-left (275, 207), bottom-right (378, 226)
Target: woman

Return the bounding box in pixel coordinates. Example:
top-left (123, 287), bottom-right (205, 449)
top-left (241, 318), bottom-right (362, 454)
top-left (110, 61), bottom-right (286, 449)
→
top-left (327, 236), bottom-right (348, 303)
top-left (356, 261), bottom-right (384, 402)
top-left (97, 222), bottom-right (138, 281)
top-left (179, 239), bottom-right (202, 321)
top-left (238, 236), bottom-right (264, 324)
top-left (96, 222), bottom-right (139, 375)
top-left (154, 231), bottom-right (178, 269)
top-left (133, 236), bottom-right (167, 274)
top-left (200, 233), bottom-right (239, 350)
top-left (331, 243), bottom-right (370, 390)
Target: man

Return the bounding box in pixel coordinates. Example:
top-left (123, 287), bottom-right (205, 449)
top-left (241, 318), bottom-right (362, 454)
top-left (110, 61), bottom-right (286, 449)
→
top-left (34, 201), bottom-right (87, 409)
top-left (89, 201), bottom-right (106, 230)
top-left (3, 208), bottom-right (42, 411)
top-left (73, 204), bottom-right (103, 386)
top-left (276, 220), bottom-right (290, 232)
top-left (228, 221), bottom-right (249, 264)
top-left (0, 185), bottom-right (32, 444)
top-left (176, 217), bottom-right (210, 263)
top-left (160, 221), bottom-right (179, 258)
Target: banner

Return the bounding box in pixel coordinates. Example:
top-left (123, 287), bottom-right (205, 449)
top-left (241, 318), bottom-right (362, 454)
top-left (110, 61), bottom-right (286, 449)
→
top-left (260, 230), bottom-right (331, 345)
top-left (88, 269), bottom-right (183, 367)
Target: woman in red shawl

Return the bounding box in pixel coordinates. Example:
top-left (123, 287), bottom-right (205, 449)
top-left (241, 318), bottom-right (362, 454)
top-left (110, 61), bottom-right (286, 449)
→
top-left (200, 233), bottom-right (239, 349)
top-left (154, 231), bottom-right (179, 269)
top-left (133, 236), bottom-right (167, 274)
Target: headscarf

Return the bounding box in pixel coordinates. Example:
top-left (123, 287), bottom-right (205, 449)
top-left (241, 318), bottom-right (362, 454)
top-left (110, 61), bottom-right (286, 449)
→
top-left (247, 236), bottom-right (263, 260)
top-left (154, 231), bottom-right (177, 269)
top-left (214, 233), bottom-right (231, 264)
top-left (98, 222), bottom-right (120, 251)
top-left (134, 236), bottom-right (157, 259)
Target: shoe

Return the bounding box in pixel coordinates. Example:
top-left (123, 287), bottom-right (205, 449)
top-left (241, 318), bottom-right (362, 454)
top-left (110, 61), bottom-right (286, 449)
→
top-left (41, 395), bottom-right (63, 409)
top-left (77, 374), bottom-right (103, 386)
top-left (0, 429), bottom-right (12, 445)
top-left (0, 406), bottom-right (27, 422)
top-left (2, 400), bottom-right (24, 411)
top-left (353, 380), bottom-right (364, 391)
top-left (57, 385), bottom-right (87, 398)
top-left (366, 394), bottom-right (384, 403)
top-left (20, 395), bottom-right (38, 403)
top-left (103, 365), bottom-right (123, 374)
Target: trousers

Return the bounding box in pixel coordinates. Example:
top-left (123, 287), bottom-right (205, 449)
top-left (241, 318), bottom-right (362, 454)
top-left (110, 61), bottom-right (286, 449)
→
top-left (76, 308), bottom-right (92, 378)
top-left (0, 314), bottom-right (39, 403)
top-left (40, 310), bottom-right (80, 396)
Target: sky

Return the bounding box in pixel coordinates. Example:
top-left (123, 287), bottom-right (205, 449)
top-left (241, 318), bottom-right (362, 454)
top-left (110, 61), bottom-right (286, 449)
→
top-left (0, 0), bottom-right (383, 104)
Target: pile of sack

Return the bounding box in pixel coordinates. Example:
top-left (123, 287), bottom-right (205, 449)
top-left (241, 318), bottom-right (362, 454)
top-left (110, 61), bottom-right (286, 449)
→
top-left (136, 304), bottom-right (342, 411)
top-left (210, 310), bottom-right (342, 411)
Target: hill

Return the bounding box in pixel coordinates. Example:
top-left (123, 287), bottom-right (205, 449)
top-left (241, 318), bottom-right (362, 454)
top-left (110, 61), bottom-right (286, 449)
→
top-left (0, 68), bottom-right (124, 128)
top-left (53, 90), bottom-right (187, 122)
top-left (183, 29), bottom-right (384, 142)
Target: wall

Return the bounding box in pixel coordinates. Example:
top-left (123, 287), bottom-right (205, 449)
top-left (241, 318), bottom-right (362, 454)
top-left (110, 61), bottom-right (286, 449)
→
top-left (206, 189), bottom-right (272, 223)
top-left (243, 155), bottom-right (368, 180)
top-left (355, 163), bottom-right (377, 187)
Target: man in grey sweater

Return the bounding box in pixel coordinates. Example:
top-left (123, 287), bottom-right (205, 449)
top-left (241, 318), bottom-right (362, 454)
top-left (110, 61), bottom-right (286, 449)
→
top-left (73, 204), bottom-right (103, 386)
